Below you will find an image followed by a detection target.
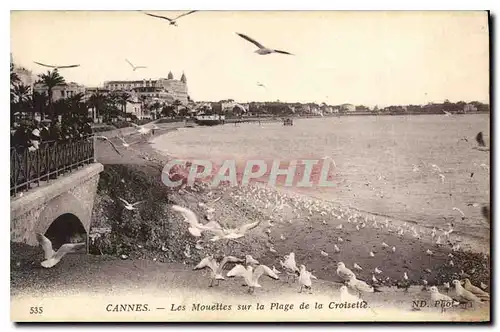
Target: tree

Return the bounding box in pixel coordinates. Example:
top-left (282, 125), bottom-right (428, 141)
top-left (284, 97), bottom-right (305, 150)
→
top-left (28, 91), bottom-right (49, 120)
top-left (118, 92), bottom-right (132, 114)
top-left (172, 99), bottom-right (182, 115)
top-left (87, 92), bottom-right (108, 122)
top-left (161, 104), bottom-right (176, 118)
top-left (149, 101), bottom-right (162, 120)
top-left (38, 69), bottom-right (66, 120)
top-left (139, 95), bottom-right (149, 119)
top-left (66, 93), bottom-right (87, 118)
top-left (10, 63), bottom-right (20, 86)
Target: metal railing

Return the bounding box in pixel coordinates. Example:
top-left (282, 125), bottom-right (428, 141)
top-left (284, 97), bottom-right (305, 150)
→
top-left (10, 137), bottom-right (95, 197)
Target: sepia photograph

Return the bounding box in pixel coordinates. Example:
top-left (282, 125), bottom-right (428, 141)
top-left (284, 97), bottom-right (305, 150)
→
top-left (9, 8), bottom-right (491, 323)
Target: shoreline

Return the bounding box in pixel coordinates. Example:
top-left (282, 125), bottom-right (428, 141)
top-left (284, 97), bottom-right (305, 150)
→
top-left (11, 122), bottom-right (490, 317)
top-left (95, 126), bottom-right (490, 277)
top-left (143, 122), bottom-right (489, 255)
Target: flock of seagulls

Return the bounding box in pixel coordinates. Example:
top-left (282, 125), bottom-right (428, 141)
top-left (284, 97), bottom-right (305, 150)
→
top-left (31, 10), bottom-right (293, 75)
top-left (161, 176), bottom-right (489, 311)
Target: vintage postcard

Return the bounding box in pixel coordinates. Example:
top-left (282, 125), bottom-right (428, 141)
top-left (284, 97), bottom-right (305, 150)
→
top-left (10, 10), bottom-right (491, 322)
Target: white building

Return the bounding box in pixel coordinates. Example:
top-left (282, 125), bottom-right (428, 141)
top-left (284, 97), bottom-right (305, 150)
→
top-left (341, 104), bottom-right (356, 112)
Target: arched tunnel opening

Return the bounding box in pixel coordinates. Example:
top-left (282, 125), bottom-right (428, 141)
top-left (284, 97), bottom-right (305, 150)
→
top-left (44, 213), bottom-right (88, 250)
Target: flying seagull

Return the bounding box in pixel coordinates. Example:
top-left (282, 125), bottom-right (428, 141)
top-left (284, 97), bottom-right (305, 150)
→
top-left (171, 205), bottom-right (222, 237)
top-left (118, 197), bottom-right (145, 211)
top-left (257, 82), bottom-right (266, 88)
top-left (33, 61), bottom-right (80, 70)
top-left (194, 255), bottom-right (244, 287)
top-left (236, 33), bottom-right (294, 55)
top-left (143, 10), bottom-right (198, 26)
top-left (129, 120), bottom-right (161, 136)
top-left (117, 135), bottom-right (140, 149)
top-left (125, 59), bottom-right (147, 71)
top-left (89, 135), bottom-right (122, 156)
top-left (36, 233), bottom-right (86, 268)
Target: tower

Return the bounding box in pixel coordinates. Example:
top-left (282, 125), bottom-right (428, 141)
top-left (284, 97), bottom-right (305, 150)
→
top-left (167, 71), bottom-right (174, 80)
top-left (180, 72), bottom-right (187, 84)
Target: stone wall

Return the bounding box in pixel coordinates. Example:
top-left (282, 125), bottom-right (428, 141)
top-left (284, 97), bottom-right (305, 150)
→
top-left (10, 163), bottom-right (103, 246)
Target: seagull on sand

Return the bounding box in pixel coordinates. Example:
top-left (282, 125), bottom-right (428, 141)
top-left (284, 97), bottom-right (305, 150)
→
top-left (429, 286), bottom-right (459, 312)
top-left (336, 262), bottom-right (356, 282)
top-left (227, 264), bottom-right (279, 293)
top-left (171, 205), bottom-right (220, 237)
top-left (194, 255), bottom-right (244, 287)
top-left (450, 280), bottom-right (482, 304)
top-left (143, 10), bottom-right (198, 26)
top-left (90, 135), bottom-right (122, 155)
top-left (236, 33), bottom-right (294, 55)
top-left (35, 233), bottom-right (86, 268)
top-left (33, 61), bottom-right (80, 70)
top-left (339, 285), bottom-right (361, 302)
top-left (298, 265), bottom-right (316, 294)
top-left (245, 255), bottom-right (259, 265)
top-left (463, 278), bottom-right (490, 300)
top-left (353, 263), bottom-right (363, 271)
top-left (347, 275), bottom-right (378, 297)
top-left (118, 197), bottom-right (145, 211)
top-left (125, 59), bottom-right (147, 71)
top-left (280, 252), bottom-right (300, 282)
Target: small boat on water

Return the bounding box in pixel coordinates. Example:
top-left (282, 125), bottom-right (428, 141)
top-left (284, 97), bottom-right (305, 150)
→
top-left (194, 114), bottom-right (226, 126)
top-left (283, 118), bottom-right (293, 126)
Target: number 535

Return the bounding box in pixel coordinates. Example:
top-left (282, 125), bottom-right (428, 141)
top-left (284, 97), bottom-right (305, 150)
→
top-left (30, 307), bottom-right (43, 314)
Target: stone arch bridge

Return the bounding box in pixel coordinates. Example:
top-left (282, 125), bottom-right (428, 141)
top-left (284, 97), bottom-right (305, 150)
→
top-left (10, 163), bottom-right (103, 249)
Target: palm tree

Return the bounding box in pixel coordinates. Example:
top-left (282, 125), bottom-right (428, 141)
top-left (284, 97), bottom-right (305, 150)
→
top-left (28, 91), bottom-right (49, 120)
top-left (149, 101), bottom-right (162, 120)
top-left (172, 99), bottom-right (182, 116)
top-left (11, 84), bottom-right (32, 119)
top-left (161, 104), bottom-right (176, 118)
top-left (139, 95), bottom-right (148, 119)
top-left (86, 92), bottom-right (108, 122)
top-left (66, 92), bottom-right (87, 118)
top-left (10, 63), bottom-right (20, 103)
top-left (38, 69), bottom-right (66, 120)
top-left (12, 83), bottom-right (31, 105)
top-left (118, 92), bottom-right (132, 114)
top-left (10, 63), bottom-right (20, 86)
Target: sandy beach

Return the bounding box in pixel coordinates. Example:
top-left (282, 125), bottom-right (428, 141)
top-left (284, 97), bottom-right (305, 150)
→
top-left (10, 120), bottom-right (490, 322)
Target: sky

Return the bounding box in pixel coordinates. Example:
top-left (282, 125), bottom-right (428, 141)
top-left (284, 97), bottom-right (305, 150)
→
top-left (10, 10), bottom-right (490, 107)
